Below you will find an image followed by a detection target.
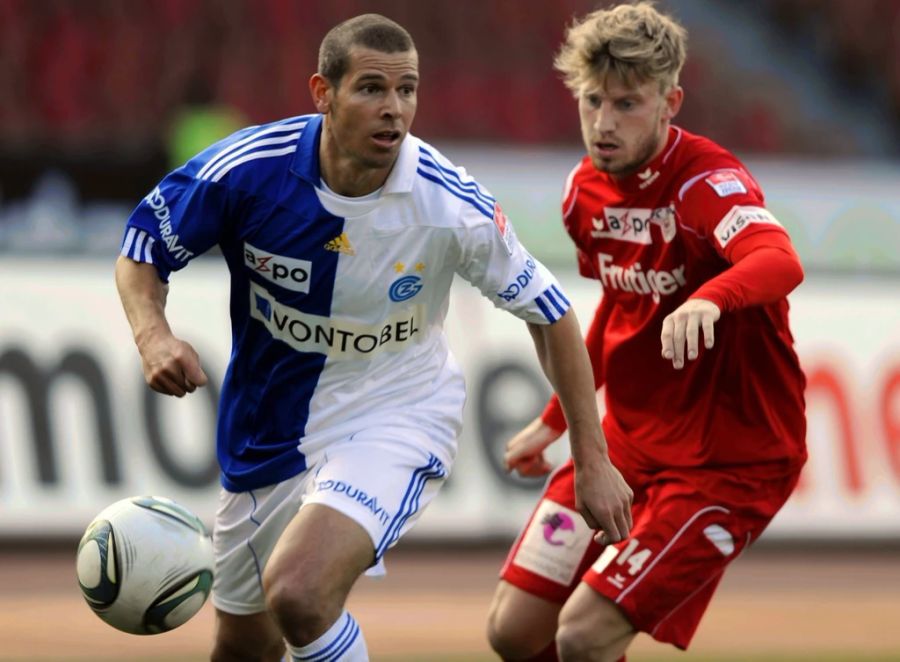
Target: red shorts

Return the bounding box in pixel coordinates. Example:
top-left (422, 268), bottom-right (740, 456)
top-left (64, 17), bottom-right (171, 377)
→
top-left (500, 459), bottom-right (800, 649)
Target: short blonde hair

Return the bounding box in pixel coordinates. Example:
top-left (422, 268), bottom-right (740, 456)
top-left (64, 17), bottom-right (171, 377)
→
top-left (555, 1), bottom-right (687, 94)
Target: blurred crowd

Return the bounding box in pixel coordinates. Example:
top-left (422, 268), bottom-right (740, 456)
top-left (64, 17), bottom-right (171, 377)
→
top-left (0, 0), bottom-right (899, 199)
top-left (765, 0), bottom-right (900, 122)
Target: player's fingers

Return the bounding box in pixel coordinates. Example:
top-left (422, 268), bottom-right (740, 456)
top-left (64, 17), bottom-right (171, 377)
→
top-left (614, 510), bottom-right (631, 540)
top-left (702, 314), bottom-right (716, 349)
top-left (593, 518), bottom-right (622, 545)
top-left (672, 315), bottom-right (687, 369)
top-left (504, 446), bottom-right (531, 469)
top-left (187, 364), bottom-right (208, 387)
top-left (686, 311), bottom-right (700, 361)
top-left (151, 373), bottom-right (186, 397)
top-left (578, 503), bottom-right (600, 531)
top-left (660, 315), bottom-right (675, 359)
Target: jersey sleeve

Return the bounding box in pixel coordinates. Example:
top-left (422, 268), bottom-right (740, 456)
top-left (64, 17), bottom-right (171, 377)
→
top-left (677, 165), bottom-right (790, 263)
top-left (456, 202), bottom-right (571, 325)
top-left (120, 168), bottom-right (232, 282)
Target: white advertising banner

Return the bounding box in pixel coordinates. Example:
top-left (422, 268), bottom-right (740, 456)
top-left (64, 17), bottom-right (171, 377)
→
top-left (0, 258), bottom-right (898, 540)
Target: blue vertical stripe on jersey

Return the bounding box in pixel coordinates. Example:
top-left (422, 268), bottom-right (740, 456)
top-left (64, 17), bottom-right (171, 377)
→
top-left (416, 169), bottom-right (493, 219)
top-left (207, 144), bottom-right (300, 183)
top-left (375, 455), bottom-right (446, 559)
top-left (542, 286), bottom-right (568, 317)
top-left (551, 284), bottom-right (571, 308)
top-left (196, 119), bottom-right (309, 181)
top-left (534, 295), bottom-right (556, 323)
top-left (417, 146), bottom-right (495, 207)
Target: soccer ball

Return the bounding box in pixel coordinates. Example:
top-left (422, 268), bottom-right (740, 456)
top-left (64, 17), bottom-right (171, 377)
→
top-left (75, 496), bottom-right (214, 635)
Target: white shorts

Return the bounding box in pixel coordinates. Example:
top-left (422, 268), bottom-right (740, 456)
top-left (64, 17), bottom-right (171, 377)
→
top-left (211, 428), bottom-right (450, 615)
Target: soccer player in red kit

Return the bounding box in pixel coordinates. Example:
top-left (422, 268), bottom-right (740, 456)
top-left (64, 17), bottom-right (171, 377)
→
top-left (487, 3), bottom-right (807, 661)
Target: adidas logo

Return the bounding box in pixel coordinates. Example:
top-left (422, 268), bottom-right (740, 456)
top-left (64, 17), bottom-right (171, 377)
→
top-left (324, 232), bottom-right (355, 255)
top-left (638, 168), bottom-right (654, 180)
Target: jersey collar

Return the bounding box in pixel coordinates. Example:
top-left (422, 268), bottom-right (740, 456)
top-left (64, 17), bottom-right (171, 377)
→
top-left (612, 126), bottom-right (682, 194)
top-left (289, 114), bottom-right (324, 184)
top-left (289, 114), bottom-right (416, 195)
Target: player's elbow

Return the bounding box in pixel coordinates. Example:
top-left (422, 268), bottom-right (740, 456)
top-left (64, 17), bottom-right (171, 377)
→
top-left (785, 256), bottom-right (804, 293)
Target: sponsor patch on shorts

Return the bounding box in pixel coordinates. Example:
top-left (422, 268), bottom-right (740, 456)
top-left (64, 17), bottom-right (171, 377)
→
top-left (512, 500), bottom-right (593, 586)
top-left (705, 171), bottom-right (748, 197)
top-left (714, 205), bottom-right (782, 247)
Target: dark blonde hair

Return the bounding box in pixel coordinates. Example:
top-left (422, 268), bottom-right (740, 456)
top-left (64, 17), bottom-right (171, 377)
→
top-left (555, 2), bottom-right (687, 94)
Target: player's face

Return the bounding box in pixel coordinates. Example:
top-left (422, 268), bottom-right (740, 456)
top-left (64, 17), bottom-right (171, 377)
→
top-left (313, 46), bottom-right (419, 179)
top-left (577, 74), bottom-right (682, 178)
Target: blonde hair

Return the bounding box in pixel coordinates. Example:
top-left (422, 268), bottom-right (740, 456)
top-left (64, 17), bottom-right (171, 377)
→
top-left (555, 1), bottom-right (687, 94)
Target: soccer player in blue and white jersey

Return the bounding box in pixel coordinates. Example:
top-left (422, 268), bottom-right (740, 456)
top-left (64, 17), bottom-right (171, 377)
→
top-left (116, 14), bottom-right (632, 662)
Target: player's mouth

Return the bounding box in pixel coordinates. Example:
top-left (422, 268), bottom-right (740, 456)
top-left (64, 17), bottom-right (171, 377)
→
top-left (371, 130), bottom-right (402, 149)
top-left (594, 141), bottom-right (621, 156)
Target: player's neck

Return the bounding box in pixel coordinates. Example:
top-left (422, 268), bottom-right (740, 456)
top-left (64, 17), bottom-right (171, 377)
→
top-left (319, 135), bottom-right (393, 198)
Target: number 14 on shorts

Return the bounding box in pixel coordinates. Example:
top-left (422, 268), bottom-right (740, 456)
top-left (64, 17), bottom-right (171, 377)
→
top-left (593, 538), bottom-right (653, 589)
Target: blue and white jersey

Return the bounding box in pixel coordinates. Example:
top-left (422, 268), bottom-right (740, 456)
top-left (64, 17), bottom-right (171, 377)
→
top-left (122, 114), bottom-right (571, 491)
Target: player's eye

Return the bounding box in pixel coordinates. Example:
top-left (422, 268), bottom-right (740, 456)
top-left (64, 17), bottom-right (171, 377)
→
top-left (617, 99), bottom-right (636, 110)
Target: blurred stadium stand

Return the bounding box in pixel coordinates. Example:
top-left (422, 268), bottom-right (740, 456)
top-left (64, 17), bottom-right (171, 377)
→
top-left (1, 0), bottom-right (899, 203)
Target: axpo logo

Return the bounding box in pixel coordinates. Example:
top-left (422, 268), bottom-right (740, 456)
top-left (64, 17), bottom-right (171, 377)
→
top-left (244, 242), bottom-right (312, 293)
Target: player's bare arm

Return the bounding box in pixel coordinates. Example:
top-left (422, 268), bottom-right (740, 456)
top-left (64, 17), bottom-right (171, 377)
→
top-left (527, 311), bottom-right (633, 543)
top-left (504, 417), bottom-right (561, 477)
top-left (660, 297), bottom-right (720, 370)
top-left (115, 255), bottom-right (207, 397)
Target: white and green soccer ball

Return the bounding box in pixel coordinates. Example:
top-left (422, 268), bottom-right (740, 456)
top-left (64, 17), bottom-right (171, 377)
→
top-left (75, 496), bottom-right (214, 635)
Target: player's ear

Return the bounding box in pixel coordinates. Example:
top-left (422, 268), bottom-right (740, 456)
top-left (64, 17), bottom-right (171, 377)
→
top-left (309, 73), bottom-right (333, 113)
top-left (662, 85), bottom-right (684, 121)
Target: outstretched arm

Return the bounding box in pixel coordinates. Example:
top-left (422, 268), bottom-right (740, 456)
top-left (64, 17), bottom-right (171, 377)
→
top-left (115, 255), bottom-right (207, 397)
top-left (660, 231), bottom-right (804, 369)
top-left (527, 309), bottom-right (632, 543)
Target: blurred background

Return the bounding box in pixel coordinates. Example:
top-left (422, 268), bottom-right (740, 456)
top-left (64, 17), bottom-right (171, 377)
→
top-left (1, 0), bottom-right (899, 660)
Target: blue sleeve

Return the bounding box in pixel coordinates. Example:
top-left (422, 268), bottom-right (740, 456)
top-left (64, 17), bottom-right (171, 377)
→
top-left (120, 169), bottom-right (231, 282)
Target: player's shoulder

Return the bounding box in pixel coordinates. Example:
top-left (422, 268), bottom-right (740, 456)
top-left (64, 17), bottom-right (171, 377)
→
top-left (411, 135), bottom-right (498, 227)
top-left (180, 114), bottom-right (316, 186)
top-left (671, 128), bottom-right (760, 203)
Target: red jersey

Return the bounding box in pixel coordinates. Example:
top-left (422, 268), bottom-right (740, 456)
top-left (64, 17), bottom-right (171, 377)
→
top-left (543, 127), bottom-right (806, 475)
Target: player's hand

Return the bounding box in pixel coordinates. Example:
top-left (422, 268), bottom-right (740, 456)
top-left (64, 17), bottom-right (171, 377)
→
top-left (573, 456), bottom-right (633, 545)
top-left (504, 417), bottom-right (563, 477)
top-left (660, 298), bottom-right (721, 370)
top-left (138, 332), bottom-right (208, 397)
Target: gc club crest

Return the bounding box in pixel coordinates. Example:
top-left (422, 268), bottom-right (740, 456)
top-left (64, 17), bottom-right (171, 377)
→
top-left (389, 275), bottom-right (423, 302)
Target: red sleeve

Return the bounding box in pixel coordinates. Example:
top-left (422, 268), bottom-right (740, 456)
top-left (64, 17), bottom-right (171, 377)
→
top-left (540, 301), bottom-right (610, 433)
top-left (678, 166), bottom-right (787, 260)
top-left (691, 230), bottom-right (804, 311)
